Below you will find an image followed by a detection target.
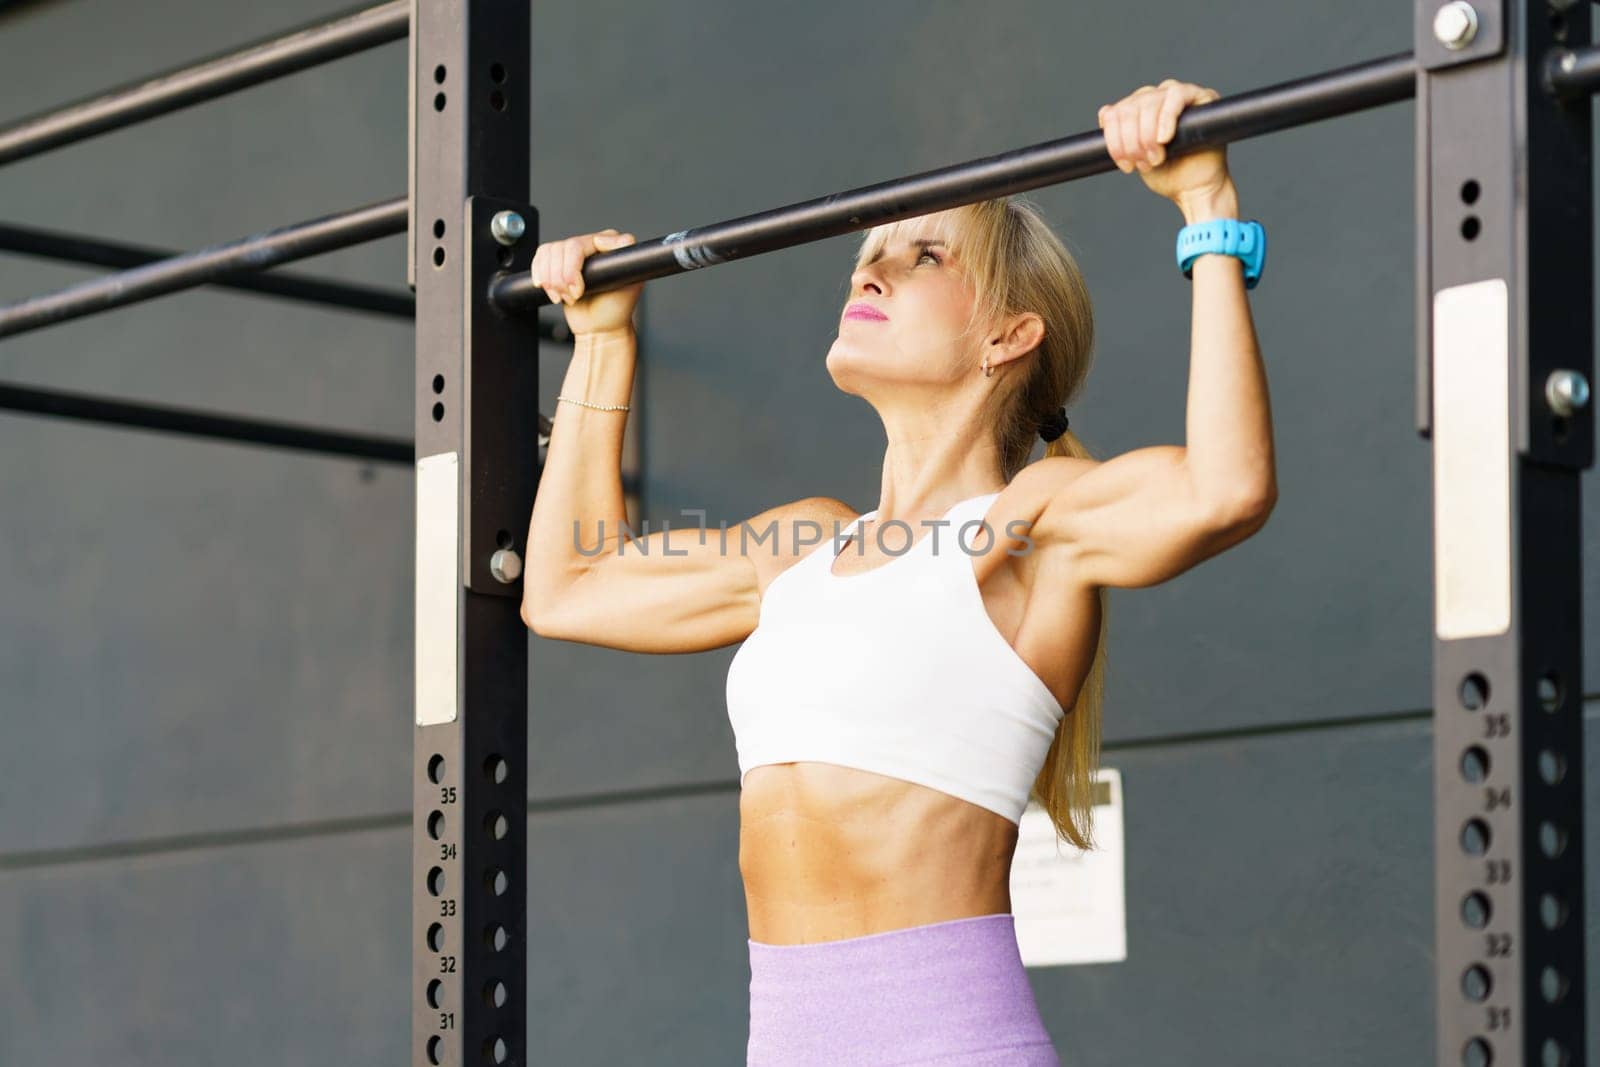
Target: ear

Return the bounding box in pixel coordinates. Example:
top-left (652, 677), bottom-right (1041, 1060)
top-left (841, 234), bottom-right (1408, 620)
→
top-left (986, 311), bottom-right (1045, 369)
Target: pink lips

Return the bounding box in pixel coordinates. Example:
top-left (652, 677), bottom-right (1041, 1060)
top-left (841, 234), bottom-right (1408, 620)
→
top-left (844, 302), bottom-right (888, 322)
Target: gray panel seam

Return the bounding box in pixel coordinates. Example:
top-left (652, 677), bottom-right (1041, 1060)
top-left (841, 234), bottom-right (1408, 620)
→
top-left (2, 700), bottom-right (1594, 873)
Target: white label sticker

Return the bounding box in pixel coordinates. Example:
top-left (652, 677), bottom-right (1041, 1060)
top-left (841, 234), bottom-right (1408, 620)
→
top-left (1010, 767), bottom-right (1126, 967)
top-left (415, 451), bottom-right (459, 726)
top-left (1432, 278), bottom-right (1511, 640)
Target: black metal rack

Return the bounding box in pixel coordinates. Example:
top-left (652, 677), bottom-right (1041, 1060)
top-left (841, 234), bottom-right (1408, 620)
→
top-left (0, 2), bottom-right (1588, 1065)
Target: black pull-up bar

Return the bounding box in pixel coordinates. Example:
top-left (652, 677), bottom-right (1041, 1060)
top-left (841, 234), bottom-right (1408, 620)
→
top-left (489, 51), bottom-right (1421, 315)
top-left (0, 0), bottom-right (408, 167)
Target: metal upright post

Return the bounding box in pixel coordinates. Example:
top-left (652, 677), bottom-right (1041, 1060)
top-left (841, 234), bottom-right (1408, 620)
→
top-left (1417, 1), bottom-right (1590, 1064)
top-left (409, 0), bottom-right (537, 1064)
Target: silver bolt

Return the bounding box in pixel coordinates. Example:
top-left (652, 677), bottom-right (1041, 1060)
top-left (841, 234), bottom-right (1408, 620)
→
top-left (1545, 369), bottom-right (1590, 417)
top-left (1561, 51), bottom-right (1578, 75)
top-left (490, 548), bottom-right (523, 584)
top-left (1433, 2), bottom-right (1479, 49)
top-left (490, 211), bottom-right (526, 246)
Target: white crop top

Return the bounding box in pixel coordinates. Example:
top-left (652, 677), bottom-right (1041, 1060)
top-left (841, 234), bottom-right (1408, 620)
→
top-left (724, 491), bottom-right (1066, 825)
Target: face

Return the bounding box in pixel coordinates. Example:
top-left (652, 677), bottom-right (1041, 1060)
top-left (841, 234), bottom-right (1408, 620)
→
top-left (825, 212), bottom-right (982, 397)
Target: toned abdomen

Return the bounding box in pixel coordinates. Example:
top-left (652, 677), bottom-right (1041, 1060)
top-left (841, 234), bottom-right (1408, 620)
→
top-left (738, 761), bottom-right (1019, 945)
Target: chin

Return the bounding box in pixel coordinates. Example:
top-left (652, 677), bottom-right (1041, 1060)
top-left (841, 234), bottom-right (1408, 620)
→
top-left (824, 340), bottom-right (878, 396)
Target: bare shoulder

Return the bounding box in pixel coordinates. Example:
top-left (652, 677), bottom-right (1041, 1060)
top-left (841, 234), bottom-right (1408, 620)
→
top-left (988, 456), bottom-right (1098, 538)
top-left (738, 495), bottom-right (861, 593)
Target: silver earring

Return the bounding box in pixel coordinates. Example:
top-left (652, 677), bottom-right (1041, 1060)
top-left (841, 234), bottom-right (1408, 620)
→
top-left (981, 356), bottom-right (993, 378)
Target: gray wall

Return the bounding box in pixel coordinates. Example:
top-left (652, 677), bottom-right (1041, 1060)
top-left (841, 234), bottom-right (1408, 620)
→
top-left (0, 0), bottom-right (1594, 1063)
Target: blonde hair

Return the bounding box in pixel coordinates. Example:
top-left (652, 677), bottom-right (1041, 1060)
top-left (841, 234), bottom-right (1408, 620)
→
top-left (853, 196), bottom-right (1108, 851)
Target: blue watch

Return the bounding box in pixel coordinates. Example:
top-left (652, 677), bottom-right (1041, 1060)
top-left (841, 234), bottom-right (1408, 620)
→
top-left (1176, 218), bottom-right (1266, 290)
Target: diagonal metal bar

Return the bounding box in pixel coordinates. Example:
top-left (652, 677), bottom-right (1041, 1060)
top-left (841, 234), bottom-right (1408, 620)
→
top-left (0, 220), bottom-right (414, 318)
top-left (0, 198), bottom-right (408, 339)
top-left (490, 51), bottom-right (1419, 313)
top-left (0, 218), bottom-right (574, 341)
top-left (0, 1), bottom-right (409, 167)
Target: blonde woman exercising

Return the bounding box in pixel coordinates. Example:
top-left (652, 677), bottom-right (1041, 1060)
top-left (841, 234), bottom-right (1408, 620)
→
top-left (521, 78), bottom-right (1276, 1066)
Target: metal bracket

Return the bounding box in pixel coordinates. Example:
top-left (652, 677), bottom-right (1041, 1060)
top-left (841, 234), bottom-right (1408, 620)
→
top-left (1415, 0), bottom-right (1507, 72)
top-left (462, 195), bottom-right (539, 596)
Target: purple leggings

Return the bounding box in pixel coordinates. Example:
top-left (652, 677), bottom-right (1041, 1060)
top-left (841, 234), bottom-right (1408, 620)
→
top-left (746, 912), bottom-right (1060, 1066)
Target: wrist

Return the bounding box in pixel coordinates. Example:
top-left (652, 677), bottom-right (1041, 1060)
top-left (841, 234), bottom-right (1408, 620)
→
top-left (575, 324), bottom-right (635, 342)
top-left (1175, 180), bottom-right (1240, 224)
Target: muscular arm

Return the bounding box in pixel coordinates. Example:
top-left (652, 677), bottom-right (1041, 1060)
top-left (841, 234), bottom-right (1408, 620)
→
top-left (1025, 182), bottom-right (1277, 589)
top-left (523, 495), bottom-right (856, 654)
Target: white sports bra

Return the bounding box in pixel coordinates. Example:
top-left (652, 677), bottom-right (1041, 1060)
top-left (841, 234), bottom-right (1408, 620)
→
top-left (724, 491), bottom-right (1066, 825)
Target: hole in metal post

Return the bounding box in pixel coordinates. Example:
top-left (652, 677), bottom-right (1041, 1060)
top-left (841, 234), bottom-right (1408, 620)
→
top-left (1461, 964), bottom-right (1492, 1002)
top-left (1537, 749), bottom-right (1566, 786)
top-left (1537, 672), bottom-right (1562, 711)
top-left (486, 810), bottom-right (508, 841)
top-left (1460, 892), bottom-right (1491, 929)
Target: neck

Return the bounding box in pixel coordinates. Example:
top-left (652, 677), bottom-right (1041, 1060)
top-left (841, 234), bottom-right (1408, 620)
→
top-left (868, 429), bottom-right (1006, 525)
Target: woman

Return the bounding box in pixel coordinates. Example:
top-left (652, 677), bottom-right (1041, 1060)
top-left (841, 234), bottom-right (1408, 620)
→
top-left (520, 79), bottom-right (1275, 1066)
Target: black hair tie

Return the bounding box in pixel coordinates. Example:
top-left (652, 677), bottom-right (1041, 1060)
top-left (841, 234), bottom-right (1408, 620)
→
top-left (1038, 406), bottom-right (1070, 443)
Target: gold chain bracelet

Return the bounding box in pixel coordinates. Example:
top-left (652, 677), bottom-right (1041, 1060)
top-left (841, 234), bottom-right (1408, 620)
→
top-left (555, 395), bottom-right (630, 412)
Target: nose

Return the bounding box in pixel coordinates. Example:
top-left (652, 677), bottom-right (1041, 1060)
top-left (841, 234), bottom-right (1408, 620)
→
top-left (849, 262), bottom-right (886, 297)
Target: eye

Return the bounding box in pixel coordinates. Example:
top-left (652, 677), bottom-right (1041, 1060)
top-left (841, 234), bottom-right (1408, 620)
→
top-left (916, 248), bottom-right (942, 265)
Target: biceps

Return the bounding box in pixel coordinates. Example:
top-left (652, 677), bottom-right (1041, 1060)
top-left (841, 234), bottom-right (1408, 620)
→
top-left (530, 529), bottom-right (760, 652)
top-left (1042, 446), bottom-right (1238, 589)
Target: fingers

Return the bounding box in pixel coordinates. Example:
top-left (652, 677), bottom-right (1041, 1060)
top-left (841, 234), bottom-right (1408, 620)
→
top-left (559, 237), bottom-right (585, 303)
top-left (1098, 80), bottom-right (1219, 173)
top-left (529, 229), bottom-right (635, 305)
top-left (1114, 103), bottom-right (1141, 173)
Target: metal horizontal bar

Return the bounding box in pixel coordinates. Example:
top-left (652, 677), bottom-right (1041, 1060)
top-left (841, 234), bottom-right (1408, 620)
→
top-left (0, 381), bottom-right (412, 464)
top-left (0, 218), bottom-right (574, 342)
top-left (0, 220), bottom-right (414, 318)
top-left (0, 197), bottom-right (408, 339)
top-left (0, 1), bottom-right (409, 166)
top-left (1543, 43), bottom-right (1600, 98)
top-left (491, 51), bottom-right (1418, 314)
top-left (0, 380), bottom-right (630, 482)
